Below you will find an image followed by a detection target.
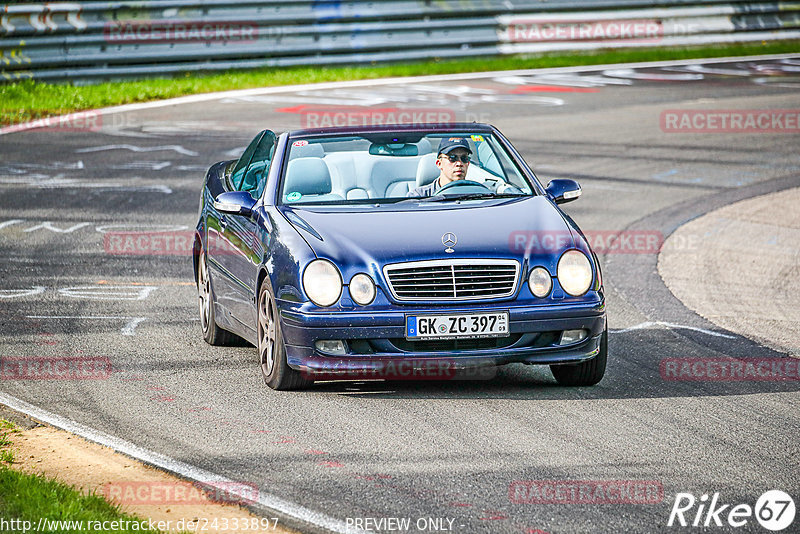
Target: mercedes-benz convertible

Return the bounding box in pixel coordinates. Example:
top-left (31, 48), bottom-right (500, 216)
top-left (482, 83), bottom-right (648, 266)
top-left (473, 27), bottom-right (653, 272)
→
top-left (194, 123), bottom-right (607, 390)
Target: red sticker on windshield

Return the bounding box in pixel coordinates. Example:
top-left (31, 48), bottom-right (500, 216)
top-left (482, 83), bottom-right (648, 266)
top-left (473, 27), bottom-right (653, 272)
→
top-left (292, 140), bottom-right (308, 147)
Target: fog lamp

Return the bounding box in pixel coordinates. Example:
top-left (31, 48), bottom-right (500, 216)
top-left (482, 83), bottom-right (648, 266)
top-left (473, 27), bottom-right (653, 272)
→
top-left (559, 329), bottom-right (588, 346)
top-left (315, 340), bottom-right (347, 355)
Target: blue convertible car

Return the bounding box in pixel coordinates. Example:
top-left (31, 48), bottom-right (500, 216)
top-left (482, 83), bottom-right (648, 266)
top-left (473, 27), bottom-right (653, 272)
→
top-left (194, 123), bottom-right (606, 390)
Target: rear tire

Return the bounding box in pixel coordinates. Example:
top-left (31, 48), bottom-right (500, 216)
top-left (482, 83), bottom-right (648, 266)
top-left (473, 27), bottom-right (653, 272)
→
top-left (197, 251), bottom-right (234, 346)
top-left (550, 327), bottom-right (607, 386)
top-left (258, 281), bottom-right (311, 391)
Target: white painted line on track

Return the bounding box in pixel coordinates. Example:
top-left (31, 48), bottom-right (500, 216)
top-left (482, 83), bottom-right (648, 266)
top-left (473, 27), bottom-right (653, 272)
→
top-left (1, 53), bottom-right (798, 137)
top-left (75, 144), bottom-right (199, 156)
top-left (610, 321), bottom-right (736, 338)
top-left (0, 286), bottom-right (46, 298)
top-left (26, 315), bottom-right (148, 336)
top-left (0, 391), bottom-right (361, 534)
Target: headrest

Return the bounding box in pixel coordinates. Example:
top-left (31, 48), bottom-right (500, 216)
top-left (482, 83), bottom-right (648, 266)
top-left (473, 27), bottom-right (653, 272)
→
top-left (284, 157), bottom-right (332, 196)
top-left (414, 138), bottom-right (432, 154)
top-left (288, 143), bottom-right (325, 160)
top-left (415, 153), bottom-right (439, 187)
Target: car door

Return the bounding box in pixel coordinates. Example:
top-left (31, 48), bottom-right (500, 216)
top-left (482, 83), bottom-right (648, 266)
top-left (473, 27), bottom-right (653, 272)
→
top-left (208, 130), bottom-right (276, 332)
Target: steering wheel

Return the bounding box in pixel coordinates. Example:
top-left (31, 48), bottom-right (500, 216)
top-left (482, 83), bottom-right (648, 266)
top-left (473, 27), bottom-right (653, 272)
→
top-left (434, 179), bottom-right (493, 195)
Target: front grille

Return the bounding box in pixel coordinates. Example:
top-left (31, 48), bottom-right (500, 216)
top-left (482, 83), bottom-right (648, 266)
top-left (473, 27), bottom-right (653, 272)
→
top-left (383, 259), bottom-right (519, 301)
top-left (388, 335), bottom-right (521, 352)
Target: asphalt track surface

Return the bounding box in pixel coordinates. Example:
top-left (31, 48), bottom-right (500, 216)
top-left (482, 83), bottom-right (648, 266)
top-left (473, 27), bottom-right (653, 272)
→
top-left (1, 55), bottom-right (799, 534)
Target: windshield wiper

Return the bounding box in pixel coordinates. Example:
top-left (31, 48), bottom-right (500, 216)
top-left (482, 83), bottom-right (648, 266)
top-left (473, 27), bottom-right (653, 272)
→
top-left (420, 192), bottom-right (526, 202)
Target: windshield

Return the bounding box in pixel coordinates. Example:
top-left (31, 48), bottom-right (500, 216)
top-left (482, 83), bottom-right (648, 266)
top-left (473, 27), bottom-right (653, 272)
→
top-left (279, 132), bottom-right (534, 205)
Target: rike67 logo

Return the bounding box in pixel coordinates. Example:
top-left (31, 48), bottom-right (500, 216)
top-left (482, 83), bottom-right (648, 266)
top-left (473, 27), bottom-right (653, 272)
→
top-left (668, 490), bottom-right (795, 531)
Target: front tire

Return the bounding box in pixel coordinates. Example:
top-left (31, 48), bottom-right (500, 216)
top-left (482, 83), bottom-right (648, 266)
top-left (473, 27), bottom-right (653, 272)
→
top-left (197, 251), bottom-right (234, 346)
top-left (550, 327), bottom-right (607, 386)
top-left (258, 282), bottom-right (310, 390)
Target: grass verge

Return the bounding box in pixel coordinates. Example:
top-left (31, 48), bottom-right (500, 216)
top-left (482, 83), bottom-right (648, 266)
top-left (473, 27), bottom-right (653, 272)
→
top-left (2, 40), bottom-right (799, 127)
top-left (0, 420), bottom-right (164, 533)
top-left (0, 420), bottom-right (19, 465)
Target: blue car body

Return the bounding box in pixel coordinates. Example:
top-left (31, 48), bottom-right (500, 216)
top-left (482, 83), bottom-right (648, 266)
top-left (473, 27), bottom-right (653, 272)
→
top-left (194, 123), bottom-right (606, 389)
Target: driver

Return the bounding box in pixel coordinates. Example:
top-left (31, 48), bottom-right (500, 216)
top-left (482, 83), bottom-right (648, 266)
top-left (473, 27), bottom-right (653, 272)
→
top-left (407, 138), bottom-right (472, 197)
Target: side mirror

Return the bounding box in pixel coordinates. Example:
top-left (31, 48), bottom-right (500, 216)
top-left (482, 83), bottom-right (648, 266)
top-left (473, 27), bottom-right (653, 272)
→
top-left (214, 191), bottom-right (257, 217)
top-left (545, 179), bottom-right (582, 204)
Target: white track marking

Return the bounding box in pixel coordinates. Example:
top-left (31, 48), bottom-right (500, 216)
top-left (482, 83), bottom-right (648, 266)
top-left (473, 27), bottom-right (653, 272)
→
top-left (111, 161), bottom-right (172, 170)
top-left (120, 317), bottom-right (147, 336)
top-left (0, 392), bottom-right (361, 534)
top-left (494, 72), bottom-right (633, 87)
top-left (75, 144), bottom-right (198, 156)
top-left (57, 285), bottom-right (158, 301)
top-left (26, 315), bottom-right (148, 336)
top-left (95, 223), bottom-right (188, 233)
top-left (610, 321), bottom-right (735, 338)
top-left (0, 286), bottom-right (46, 299)
top-left (0, 175), bottom-right (172, 193)
top-left (602, 68), bottom-right (705, 81)
top-left (23, 221), bottom-right (91, 233)
top-left (0, 219), bottom-right (23, 231)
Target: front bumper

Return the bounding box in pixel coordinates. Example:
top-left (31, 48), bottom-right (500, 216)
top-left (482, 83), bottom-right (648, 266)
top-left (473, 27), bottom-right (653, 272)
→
top-left (279, 299), bottom-right (606, 374)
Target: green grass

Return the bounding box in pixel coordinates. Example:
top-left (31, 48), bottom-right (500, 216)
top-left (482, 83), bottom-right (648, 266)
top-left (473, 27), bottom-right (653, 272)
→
top-left (2, 40), bottom-right (799, 127)
top-left (0, 468), bottom-right (167, 532)
top-left (0, 419), bottom-right (165, 532)
top-left (0, 420), bottom-right (20, 465)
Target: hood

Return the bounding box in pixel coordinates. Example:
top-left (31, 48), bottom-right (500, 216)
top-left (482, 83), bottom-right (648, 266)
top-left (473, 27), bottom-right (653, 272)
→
top-left (281, 196), bottom-right (577, 276)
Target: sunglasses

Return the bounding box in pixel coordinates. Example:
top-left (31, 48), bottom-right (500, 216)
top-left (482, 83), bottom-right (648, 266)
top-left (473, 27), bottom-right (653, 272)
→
top-left (441, 154), bottom-right (471, 163)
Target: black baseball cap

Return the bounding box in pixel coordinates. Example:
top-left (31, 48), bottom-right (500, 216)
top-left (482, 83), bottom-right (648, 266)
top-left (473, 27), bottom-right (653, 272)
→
top-left (437, 137), bottom-right (472, 155)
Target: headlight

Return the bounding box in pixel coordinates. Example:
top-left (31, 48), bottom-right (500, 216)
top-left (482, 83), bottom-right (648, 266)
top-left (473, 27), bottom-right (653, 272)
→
top-left (349, 273), bottom-right (376, 305)
top-left (302, 259), bottom-right (342, 307)
top-left (557, 250), bottom-right (593, 296)
top-left (528, 266), bottom-right (552, 298)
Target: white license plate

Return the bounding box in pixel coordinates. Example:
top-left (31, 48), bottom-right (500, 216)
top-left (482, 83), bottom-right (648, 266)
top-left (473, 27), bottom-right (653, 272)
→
top-left (406, 312), bottom-right (509, 340)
